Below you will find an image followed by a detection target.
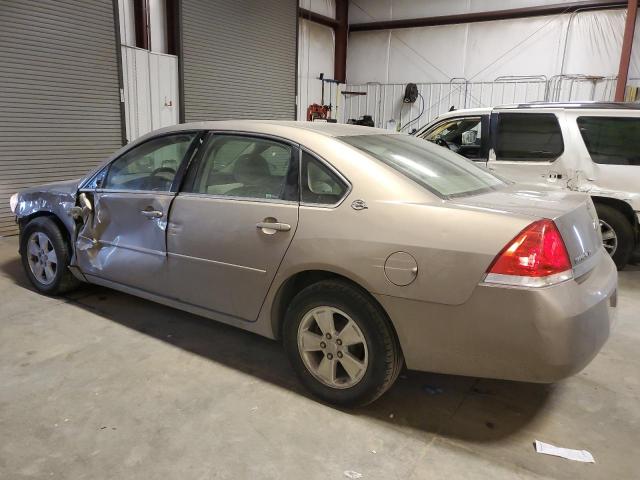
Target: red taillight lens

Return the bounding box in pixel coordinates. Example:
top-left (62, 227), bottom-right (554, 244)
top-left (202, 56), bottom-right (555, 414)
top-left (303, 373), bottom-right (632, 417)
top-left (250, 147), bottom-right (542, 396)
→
top-left (487, 219), bottom-right (571, 278)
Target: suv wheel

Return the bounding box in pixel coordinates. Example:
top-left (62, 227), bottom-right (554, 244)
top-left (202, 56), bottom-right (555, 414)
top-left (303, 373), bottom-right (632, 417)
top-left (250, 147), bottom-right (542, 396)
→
top-left (595, 204), bottom-right (634, 270)
top-left (283, 279), bottom-right (403, 407)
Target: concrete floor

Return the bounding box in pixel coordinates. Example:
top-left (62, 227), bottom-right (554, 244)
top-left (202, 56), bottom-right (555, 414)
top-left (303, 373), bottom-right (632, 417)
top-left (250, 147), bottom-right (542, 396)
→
top-left (0, 236), bottom-right (638, 480)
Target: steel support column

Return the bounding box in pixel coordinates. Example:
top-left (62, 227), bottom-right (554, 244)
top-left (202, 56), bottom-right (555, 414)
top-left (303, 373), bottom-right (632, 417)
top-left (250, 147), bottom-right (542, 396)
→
top-left (615, 0), bottom-right (639, 101)
top-left (334, 0), bottom-right (349, 83)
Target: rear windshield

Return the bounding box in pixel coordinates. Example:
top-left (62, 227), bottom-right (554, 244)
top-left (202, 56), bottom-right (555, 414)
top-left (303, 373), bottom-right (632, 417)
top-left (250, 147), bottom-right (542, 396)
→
top-left (340, 134), bottom-right (505, 198)
top-left (577, 116), bottom-right (640, 166)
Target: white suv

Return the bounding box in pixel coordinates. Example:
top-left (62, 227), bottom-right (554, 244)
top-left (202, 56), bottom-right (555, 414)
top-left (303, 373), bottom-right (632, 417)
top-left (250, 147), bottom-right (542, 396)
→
top-left (415, 102), bottom-right (640, 268)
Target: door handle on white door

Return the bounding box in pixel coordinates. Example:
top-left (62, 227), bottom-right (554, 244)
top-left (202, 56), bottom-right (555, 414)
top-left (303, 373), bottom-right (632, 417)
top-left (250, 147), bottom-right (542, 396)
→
top-left (256, 221), bottom-right (291, 232)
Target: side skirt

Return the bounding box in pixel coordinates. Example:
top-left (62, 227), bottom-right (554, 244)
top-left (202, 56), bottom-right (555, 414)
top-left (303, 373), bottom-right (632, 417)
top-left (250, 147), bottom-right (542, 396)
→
top-left (83, 274), bottom-right (277, 340)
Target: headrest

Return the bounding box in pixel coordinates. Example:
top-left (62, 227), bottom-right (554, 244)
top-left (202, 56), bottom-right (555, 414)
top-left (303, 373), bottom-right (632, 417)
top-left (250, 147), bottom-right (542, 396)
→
top-left (233, 153), bottom-right (270, 184)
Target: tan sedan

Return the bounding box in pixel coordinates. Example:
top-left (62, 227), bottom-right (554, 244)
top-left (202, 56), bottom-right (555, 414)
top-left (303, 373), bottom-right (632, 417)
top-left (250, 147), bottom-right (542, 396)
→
top-left (10, 121), bottom-right (617, 406)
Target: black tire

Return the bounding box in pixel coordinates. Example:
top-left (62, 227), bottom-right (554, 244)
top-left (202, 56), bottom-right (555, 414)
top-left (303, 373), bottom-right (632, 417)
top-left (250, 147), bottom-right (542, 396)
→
top-left (20, 216), bottom-right (80, 295)
top-left (283, 279), bottom-right (403, 407)
top-left (595, 203), bottom-right (634, 270)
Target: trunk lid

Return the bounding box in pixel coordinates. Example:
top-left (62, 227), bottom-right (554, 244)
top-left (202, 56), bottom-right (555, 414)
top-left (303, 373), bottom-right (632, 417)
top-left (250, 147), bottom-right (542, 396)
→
top-left (451, 185), bottom-right (602, 272)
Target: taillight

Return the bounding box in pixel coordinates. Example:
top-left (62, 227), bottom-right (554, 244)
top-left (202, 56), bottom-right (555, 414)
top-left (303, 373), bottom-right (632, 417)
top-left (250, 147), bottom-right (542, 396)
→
top-left (484, 219), bottom-right (573, 287)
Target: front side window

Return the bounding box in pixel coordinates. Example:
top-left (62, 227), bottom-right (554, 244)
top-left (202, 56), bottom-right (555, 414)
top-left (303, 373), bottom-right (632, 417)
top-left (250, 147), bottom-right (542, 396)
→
top-left (495, 113), bottom-right (563, 161)
top-left (577, 116), bottom-right (640, 166)
top-left (421, 117), bottom-right (483, 159)
top-left (187, 135), bottom-right (296, 201)
top-left (341, 134), bottom-right (505, 198)
top-left (301, 151), bottom-right (348, 205)
top-left (103, 133), bottom-right (197, 191)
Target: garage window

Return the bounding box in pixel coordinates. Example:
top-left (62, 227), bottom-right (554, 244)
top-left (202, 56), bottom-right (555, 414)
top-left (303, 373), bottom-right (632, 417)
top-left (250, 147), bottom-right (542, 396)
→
top-left (577, 116), bottom-right (640, 166)
top-left (495, 113), bottom-right (564, 162)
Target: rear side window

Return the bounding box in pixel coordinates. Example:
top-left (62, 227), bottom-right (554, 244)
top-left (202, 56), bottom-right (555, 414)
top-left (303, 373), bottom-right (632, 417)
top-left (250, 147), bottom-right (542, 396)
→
top-left (577, 116), bottom-right (640, 166)
top-left (341, 134), bottom-right (505, 198)
top-left (186, 135), bottom-right (296, 201)
top-left (495, 113), bottom-right (563, 161)
top-left (300, 151), bottom-right (348, 205)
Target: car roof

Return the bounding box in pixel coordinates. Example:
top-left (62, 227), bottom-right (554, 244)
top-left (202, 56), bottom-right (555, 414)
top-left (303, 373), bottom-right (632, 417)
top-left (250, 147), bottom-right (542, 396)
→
top-left (152, 120), bottom-right (397, 138)
top-left (496, 101), bottom-right (640, 110)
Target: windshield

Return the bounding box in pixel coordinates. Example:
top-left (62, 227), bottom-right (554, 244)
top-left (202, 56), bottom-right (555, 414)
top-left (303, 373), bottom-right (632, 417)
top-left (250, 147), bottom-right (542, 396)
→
top-left (340, 134), bottom-right (506, 198)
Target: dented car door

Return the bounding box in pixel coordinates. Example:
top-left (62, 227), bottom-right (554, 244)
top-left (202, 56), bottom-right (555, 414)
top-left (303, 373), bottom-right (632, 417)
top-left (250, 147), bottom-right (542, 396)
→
top-left (75, 132), bottom-right (200, 295)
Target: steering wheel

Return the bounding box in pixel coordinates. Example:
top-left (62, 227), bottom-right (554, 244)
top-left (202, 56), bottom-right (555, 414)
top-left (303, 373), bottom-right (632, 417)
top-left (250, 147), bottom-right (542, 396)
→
top-left (434, 138), bottom-right (451, 150)
top-left (147, 166), bottom-right (176, 190)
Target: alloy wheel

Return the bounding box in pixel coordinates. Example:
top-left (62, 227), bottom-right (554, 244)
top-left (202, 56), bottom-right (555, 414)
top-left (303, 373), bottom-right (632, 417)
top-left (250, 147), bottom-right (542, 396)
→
top-left (600, 219), bottom-right (618, 256)
top-left (27, 231), bottom-right (57, 285)
top-left (297, 306), bottom-right (369, 389)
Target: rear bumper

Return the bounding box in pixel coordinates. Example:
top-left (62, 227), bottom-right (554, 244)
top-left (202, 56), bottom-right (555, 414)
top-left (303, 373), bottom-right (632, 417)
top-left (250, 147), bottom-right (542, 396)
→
top-left (375, 249), bottom-right (618, 383)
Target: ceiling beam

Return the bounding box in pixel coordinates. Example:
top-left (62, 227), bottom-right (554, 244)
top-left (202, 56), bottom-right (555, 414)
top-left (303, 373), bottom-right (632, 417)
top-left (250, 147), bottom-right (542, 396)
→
top-left (298, 7), bottom-right (339, 29)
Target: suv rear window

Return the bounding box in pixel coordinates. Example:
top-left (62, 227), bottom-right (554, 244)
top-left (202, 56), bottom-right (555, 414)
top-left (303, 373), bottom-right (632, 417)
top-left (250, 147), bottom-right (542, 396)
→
top-left (577, 116), bottom-right (640, 166)
top-left (340, 134), bottom-right (505, 198)
top-left (495, 113), bottom-right (564, 161)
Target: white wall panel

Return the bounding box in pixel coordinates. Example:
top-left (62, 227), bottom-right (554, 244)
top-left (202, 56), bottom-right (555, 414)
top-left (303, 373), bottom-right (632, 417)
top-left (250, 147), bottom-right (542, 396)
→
top-left (387, 24), bottom-right (467, 82)
top-left (121, 46), bottom-right (179, 142)
top-left (562, 10), bottom-right (625, 75)
top-left (345, 30), bottom-right (390, 83)
top-left (631, 10), bottom-right (640, 79)
top-left (118, 0), bottom-right (136, 47)
top-left (149, 0), bottom-right (168, 53)
top-left (297, 18), bottom-right (336, 119)
top-left (347, 9), bottom-right (626, 84)
top-left (299, 0), bottom-right (336, 18)
top-left (464, 15), bottom-right (566, 80)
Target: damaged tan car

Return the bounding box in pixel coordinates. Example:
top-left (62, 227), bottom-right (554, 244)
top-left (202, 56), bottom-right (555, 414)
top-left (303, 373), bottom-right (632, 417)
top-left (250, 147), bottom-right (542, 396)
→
top-left (10, 121), bottom-right (617, 406)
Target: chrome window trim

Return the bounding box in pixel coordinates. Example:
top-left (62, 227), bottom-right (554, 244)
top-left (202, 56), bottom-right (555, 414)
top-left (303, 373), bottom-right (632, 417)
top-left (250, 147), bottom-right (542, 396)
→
top-left (299, 146), bottom-right (352, 209)
top-left (78, 188), bottom-right (176, 196)
top-left (176, 192), bottom-right (298, 206)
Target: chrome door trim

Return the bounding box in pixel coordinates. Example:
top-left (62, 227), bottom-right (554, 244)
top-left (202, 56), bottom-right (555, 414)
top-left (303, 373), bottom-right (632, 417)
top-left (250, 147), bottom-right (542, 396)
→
top-left (78, 188), bottom-right (177, 196)
top-left (176, 192), bottom-right (298, 206)
top-left (167, 251), bottom-right (267, 274)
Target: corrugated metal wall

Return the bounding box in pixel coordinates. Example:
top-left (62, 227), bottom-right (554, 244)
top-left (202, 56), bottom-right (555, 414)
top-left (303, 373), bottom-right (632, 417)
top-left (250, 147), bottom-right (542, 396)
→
top-left (0, 0), bottom-right (123, 236)
top-left (181, 0), bottom-right (297, 122)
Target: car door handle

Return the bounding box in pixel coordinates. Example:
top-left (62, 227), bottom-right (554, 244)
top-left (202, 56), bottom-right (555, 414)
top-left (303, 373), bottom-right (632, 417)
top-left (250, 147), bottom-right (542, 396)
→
top-left (256, 221), bottom-right (291, 232)
top-left (141, 209), bottom-right (163, 219)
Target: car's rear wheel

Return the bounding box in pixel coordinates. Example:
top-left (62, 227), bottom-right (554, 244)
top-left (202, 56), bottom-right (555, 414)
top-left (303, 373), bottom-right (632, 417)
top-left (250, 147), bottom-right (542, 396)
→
top-left (283, 279), bottom-right (403, 407)
top-left (595, 204), bottom-right (634, 270)
top-left (20, 217), bottom-right (79, 295)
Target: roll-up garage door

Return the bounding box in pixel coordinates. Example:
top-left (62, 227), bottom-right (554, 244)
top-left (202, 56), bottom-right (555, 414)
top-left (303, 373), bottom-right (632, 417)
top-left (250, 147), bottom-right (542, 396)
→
top-left (181, 0), bottom-right (297, 122)
top-left (0, 0), bottom-right (123, 236)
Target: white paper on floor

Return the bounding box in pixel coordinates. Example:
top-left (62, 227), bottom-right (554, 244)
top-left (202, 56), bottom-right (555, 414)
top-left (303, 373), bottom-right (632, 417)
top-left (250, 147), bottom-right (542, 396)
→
top-left (343, 471), bottom-right (364, 479)
top-left (534, 440), bottom-right (595, 463)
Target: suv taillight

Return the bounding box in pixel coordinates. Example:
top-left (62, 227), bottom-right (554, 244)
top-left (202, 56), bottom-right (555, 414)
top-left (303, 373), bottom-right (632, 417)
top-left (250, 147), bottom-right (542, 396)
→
top-left (484, 219), bottom-right (573, 287)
